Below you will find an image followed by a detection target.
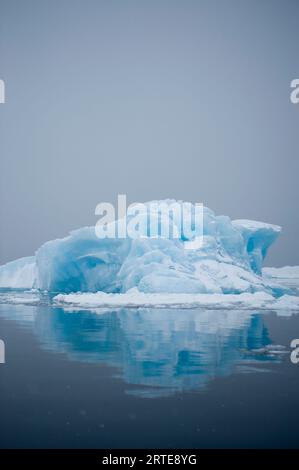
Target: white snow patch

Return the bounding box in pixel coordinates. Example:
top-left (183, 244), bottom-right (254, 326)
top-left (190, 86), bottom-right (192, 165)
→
top-left (233, 220), bottom-right (281, 232)
top-left (263, 266), bottom-right (299, 288)
top-left (263, 266), bottom-right (299, 279)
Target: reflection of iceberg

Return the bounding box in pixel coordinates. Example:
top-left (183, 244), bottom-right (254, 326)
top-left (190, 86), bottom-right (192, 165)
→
top-left (0, 201), bottom-right (287, 295)
top-left (0, 302), bottom-right (280, 397)
top-left (115, 309), bottom-right (271, 395)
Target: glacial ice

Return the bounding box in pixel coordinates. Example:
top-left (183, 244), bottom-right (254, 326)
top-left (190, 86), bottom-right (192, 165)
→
top-left (0, 256), bottom-right (36, 289)
top-left (0, 200), bottom-right (295, 299)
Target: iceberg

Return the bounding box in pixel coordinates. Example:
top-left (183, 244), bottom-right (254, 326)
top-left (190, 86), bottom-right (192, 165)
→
top-left (0, 200), bottom-right (295, 298)
top-left (0, 256), bottom-right (36, 289)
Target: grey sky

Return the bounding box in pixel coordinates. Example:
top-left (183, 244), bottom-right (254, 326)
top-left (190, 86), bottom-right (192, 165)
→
top-left (0, 0), bottom-right (298, 266)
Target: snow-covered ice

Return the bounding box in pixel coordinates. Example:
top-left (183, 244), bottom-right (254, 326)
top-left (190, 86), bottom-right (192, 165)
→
top-left (263, 266), bottom-right (299, 288)
top-left (53, 290), bottom-right (299, 311)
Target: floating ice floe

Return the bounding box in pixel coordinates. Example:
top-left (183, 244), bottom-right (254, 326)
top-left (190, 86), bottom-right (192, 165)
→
top-left (53, 290), bottom-right (299, 310)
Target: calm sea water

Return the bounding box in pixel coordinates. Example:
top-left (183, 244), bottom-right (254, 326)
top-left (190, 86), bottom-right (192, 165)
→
top-left (0, 290), bottom-right (298, 448)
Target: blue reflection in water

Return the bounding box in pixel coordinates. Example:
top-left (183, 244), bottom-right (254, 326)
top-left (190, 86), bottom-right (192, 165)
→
top-left (0, 291), bottom-right (281, 397)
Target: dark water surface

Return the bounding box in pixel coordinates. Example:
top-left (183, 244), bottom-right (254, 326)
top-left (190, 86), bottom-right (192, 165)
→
top-left (0, 294), bottom-right (298, 448)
